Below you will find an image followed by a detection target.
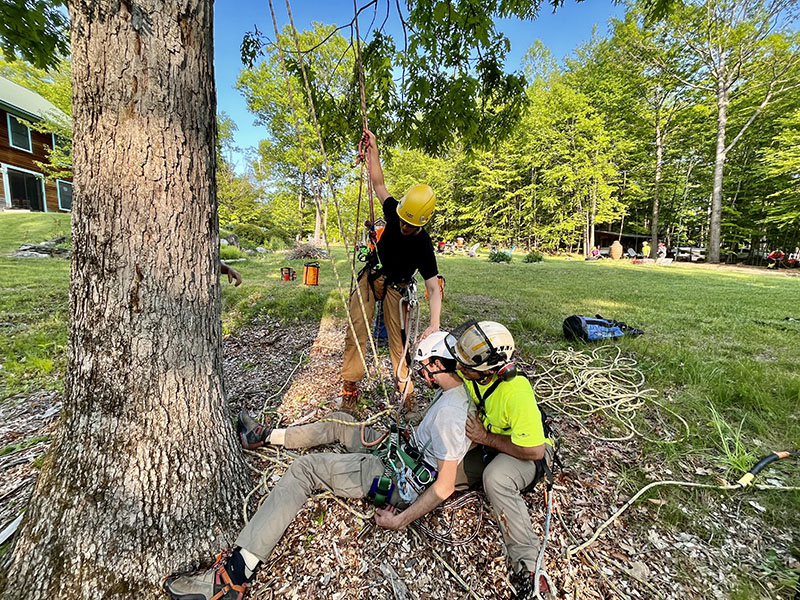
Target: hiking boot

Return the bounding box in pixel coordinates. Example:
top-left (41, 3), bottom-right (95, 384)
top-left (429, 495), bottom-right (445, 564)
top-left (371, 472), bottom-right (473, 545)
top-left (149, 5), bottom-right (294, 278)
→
top-left (163, 556), bottom-right (247, 600)
top-left (237, 410), bottom-right (271, 450)
top-left (340, 381), bottom-right (359, 414)
top-left (512, 570), bottom-right (550, 599)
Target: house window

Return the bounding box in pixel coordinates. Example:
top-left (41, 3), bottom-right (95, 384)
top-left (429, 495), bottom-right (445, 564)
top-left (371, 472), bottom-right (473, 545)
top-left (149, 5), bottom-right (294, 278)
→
top-left (51, 132), bottom-right (67, 152)
top-left (7, 114), bottom-right (32, 152)
top-left (57, 179), bottom-right (72, 211)
top-left (5, 166), bottom-right (45, 211)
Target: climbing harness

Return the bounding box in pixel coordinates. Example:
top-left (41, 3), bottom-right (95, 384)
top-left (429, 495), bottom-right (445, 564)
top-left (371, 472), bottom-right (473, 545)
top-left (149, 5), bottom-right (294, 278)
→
top-left (367, 423), bottom-right (438, 506)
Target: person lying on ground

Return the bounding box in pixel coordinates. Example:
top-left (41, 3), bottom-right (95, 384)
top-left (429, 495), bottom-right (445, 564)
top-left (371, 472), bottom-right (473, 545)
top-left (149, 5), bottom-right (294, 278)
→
top-left (341, 129), bottom-right (442, 411)
top-left (163, 331), bottom-right (472, 600)
top-left (448, 320), bottom-right (555, 599)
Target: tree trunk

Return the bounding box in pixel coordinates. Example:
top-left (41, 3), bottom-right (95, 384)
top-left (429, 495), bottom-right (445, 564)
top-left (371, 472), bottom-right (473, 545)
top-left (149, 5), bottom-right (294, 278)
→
top-left (297, 172), bottom-right (305, 242)
top-left (2, 2), bottom-right (249, 597)
top-left (589, 179), bottom-right (597, 253)
top-left (709, 83), bottom-right (729, 264)
top-left (650, 119), bottom-right (664, 259)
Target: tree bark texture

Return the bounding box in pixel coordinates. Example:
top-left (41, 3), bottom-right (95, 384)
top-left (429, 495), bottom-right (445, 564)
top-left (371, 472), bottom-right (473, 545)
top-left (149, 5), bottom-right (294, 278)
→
top-left (708, 83), bottom-right (728, 264)
top-left (2, 1), bottom-right (249, 598)
top-left (650, 119), bottom-right (664, 259)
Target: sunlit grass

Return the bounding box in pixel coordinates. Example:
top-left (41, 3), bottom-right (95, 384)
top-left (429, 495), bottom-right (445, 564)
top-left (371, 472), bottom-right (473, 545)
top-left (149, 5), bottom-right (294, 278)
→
top-left (2, 215), bottom-right (799, 509)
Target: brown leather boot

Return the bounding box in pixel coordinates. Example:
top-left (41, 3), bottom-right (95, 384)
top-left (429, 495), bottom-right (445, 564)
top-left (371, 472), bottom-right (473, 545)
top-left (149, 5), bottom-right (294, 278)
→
top-left (341, 381), bottom-right (359, 414)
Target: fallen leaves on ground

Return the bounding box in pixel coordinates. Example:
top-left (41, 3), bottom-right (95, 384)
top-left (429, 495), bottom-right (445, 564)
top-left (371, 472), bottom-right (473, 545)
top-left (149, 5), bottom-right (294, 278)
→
top-left (1, 319), bottom-right (797, 599)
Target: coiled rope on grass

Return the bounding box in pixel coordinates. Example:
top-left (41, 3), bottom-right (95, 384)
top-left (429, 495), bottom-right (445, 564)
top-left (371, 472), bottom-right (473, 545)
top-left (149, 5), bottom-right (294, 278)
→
top-left (525, 347), bottom-right (799, 558)
top-left (528, 346), bottom-right (689, 444)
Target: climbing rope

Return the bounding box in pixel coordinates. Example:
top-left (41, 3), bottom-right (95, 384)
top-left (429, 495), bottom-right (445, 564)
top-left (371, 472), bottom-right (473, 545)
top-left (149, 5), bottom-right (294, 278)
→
top-left (266, 0), bottom-right (391, 407)
top-left (528, 346), bottom-right (689, 444)
top-left (414, 490), bottom-right (484, 546)
top-left (566, 450), bottom-right (800, 557)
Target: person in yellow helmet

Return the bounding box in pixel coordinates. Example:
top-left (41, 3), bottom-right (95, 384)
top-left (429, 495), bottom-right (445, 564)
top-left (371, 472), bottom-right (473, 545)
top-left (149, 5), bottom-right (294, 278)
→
top-left (341, 129), bottom-right (442, 411)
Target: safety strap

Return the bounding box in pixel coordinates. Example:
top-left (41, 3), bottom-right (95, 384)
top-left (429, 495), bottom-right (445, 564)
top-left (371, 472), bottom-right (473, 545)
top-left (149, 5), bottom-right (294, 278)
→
top-left (369, 425), bottom-right (437, 505)
top-left (471, 378), bottom-right (502, 431)
top-left (368, 475), bottom-right (395, 507)
top-left (211, 557), bottom-right (246, 600)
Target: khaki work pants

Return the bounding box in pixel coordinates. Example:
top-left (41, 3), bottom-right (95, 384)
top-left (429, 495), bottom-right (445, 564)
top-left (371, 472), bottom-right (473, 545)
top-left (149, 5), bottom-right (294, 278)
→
top-left (341, 272), bottom-right (413, 397)
top-left (235, 413), bottom-right (387, 561)
top-left (461, 444), bottom-right (554, 573)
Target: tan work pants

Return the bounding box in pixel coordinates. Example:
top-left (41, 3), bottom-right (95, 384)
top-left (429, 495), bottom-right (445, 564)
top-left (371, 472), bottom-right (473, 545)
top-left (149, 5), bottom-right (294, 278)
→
top-left (235, 413), bottom-right (386, 561)
top-left (341, 272), bottom-right (413, 397)
top-left (461, 444), bottom-right (554, 573)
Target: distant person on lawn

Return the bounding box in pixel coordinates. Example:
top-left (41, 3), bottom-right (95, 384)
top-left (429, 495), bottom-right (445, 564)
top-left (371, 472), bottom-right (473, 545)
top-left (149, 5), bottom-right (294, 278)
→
top-left (767, 249), bottom-right (785, 269)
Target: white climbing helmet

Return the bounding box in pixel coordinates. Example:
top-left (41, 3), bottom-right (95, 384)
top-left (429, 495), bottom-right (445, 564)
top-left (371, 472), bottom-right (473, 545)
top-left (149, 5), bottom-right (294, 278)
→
top-left (414, 331), bottom-right (456, 364)
top-left (448, 320), bottom-right (515, 371)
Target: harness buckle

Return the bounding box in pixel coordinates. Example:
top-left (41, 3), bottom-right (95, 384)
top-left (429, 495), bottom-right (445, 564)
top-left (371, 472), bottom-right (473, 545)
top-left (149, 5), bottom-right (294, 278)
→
top-left (368, 475), bottom-right (395, 507)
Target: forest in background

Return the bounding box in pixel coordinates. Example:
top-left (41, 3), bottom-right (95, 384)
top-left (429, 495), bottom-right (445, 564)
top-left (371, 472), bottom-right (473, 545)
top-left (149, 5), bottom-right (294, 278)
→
top-left (3, 0), bottom-right (799, 261)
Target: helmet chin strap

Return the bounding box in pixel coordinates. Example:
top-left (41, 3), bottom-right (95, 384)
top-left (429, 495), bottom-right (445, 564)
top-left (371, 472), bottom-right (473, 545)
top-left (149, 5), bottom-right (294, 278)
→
top-left (418, 360), bottom-right (452, 388)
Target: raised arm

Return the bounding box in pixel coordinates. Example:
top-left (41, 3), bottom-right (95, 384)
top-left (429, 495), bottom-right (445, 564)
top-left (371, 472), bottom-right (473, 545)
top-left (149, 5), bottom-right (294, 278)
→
top-left (374, 458), bottom-right (457, 530)
top-left (364, 129), bottom-right (390, 204)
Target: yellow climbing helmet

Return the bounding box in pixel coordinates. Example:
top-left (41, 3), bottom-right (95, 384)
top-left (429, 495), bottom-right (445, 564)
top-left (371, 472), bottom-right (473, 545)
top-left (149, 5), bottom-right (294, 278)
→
top-left (396, 184), bottom-right (436, 227)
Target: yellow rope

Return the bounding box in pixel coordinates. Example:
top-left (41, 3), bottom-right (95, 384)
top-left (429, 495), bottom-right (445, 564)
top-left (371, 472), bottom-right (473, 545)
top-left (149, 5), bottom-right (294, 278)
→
top-left (529, 346), bottom-right (689, 443)
top-left (266, 0), bottom-right (389, 404)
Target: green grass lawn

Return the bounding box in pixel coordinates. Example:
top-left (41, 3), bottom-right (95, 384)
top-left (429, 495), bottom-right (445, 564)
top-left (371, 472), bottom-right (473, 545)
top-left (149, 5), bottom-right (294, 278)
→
top-left (0, 213), bottom-right (71, 396)
top-left (2, 214), bottom-right (799, 533)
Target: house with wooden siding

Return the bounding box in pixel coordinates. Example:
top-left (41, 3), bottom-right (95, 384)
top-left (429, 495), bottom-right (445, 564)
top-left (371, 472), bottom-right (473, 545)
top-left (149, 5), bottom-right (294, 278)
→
top-left (0, 75), bottom-right (71, 213)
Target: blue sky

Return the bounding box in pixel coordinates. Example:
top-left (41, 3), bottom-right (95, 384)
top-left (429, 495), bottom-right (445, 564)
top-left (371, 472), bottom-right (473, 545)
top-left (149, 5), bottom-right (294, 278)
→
top-left (214, 0), bottom-right (626, 171)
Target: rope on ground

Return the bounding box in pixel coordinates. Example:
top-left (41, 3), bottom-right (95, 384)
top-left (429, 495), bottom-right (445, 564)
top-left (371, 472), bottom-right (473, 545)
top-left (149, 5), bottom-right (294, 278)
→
top-left (529, 346), bottom-right (689, 444)
top-left (553, 499), bottom-right (667, 600)
top-left (413, 491), bottom-right (484, 546)
top-left (257, 351), bottom-right (306, 421)
top-left (408, 525), bottom-right (485, 600)
top-left (566, 470), bottom-right (800, 558)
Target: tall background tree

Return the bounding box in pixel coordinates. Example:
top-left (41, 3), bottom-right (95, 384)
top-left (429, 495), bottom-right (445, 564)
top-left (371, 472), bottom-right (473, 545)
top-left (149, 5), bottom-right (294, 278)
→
top-left (660, 0), bottom-right (800, 262)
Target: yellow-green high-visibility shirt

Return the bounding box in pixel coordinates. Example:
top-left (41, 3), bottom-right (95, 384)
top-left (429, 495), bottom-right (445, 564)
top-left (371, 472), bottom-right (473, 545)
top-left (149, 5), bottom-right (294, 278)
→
top-left (460, 373), bottom-right (552, 448)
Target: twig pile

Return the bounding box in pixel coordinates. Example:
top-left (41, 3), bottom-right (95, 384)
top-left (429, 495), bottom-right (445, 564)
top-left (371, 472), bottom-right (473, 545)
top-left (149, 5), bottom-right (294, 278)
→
top-left (287, 244), bottom-right (328, 260)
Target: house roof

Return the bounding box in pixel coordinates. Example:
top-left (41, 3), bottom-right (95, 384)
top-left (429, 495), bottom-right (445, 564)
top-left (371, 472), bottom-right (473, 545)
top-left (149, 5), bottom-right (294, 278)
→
top-left (0, 74), bottom-right (67, 122)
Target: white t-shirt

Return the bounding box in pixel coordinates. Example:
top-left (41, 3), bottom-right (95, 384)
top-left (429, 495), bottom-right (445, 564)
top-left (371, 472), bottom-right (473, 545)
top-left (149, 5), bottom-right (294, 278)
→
top-left (414, 384), bottom-right (473, 465)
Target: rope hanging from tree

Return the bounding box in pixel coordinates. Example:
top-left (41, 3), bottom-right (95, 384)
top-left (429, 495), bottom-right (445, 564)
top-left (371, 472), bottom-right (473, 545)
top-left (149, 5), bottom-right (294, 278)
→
top-left (266, 0), bottom-right (391, 407)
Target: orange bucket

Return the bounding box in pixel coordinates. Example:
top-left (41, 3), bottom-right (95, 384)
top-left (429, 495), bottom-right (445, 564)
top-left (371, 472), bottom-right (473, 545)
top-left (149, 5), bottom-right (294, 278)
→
top-left (303, 261), bottom-right (320, 286)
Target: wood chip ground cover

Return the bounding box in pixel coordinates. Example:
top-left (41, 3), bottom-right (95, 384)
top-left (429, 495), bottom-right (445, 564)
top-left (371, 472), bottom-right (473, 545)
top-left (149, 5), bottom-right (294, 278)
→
top-left (1, 319), bottom-right (797, 598)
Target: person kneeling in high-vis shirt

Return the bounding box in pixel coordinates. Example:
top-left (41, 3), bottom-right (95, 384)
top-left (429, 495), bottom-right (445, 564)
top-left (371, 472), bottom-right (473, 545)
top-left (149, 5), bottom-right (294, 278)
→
top-left (447, 320), bottom-right (555, 600)
top-left (162, 332), bottom-right (472, 600)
